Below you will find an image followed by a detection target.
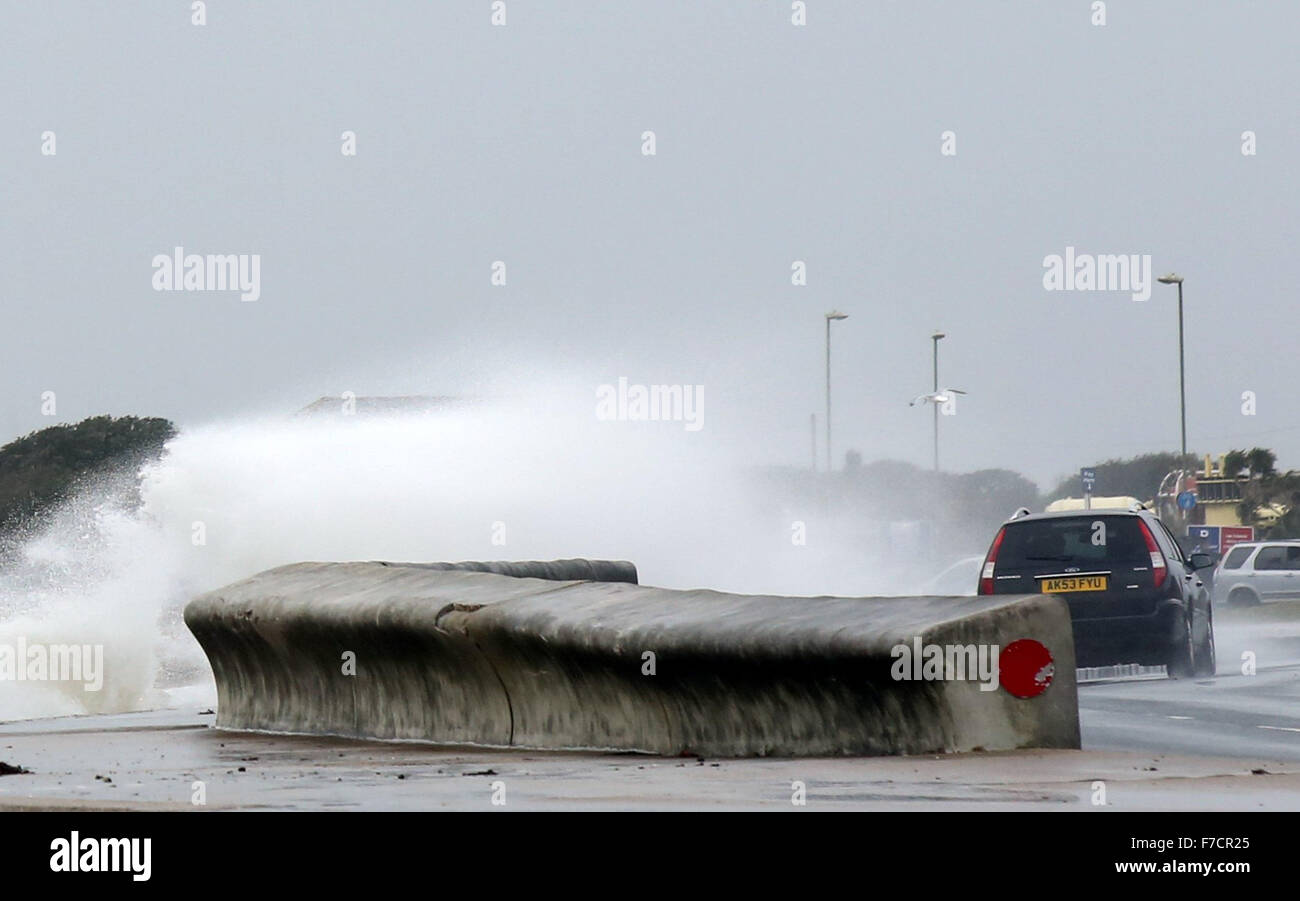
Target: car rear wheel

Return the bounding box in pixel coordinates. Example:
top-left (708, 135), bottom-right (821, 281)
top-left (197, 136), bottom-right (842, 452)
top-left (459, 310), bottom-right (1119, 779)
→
top-left (1228, 587), bottom-right (1260, 607)
top-left (1167, 615), bottom-right (1195, 679)
top-left (1193, 606), bottom-right (1216, 677)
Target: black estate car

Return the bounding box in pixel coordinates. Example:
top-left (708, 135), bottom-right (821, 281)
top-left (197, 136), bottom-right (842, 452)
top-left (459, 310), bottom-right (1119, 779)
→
top-left (977, 506), bottom-right (1216, 678)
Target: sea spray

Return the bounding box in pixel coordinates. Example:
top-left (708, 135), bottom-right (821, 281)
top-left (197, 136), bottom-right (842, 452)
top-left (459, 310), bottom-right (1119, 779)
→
top-left (0, 393), bottom-right (904, 720)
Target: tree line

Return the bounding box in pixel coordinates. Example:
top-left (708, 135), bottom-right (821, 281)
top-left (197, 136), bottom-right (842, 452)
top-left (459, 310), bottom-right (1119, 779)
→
top-left (0, 415), bottom-right (175, 537)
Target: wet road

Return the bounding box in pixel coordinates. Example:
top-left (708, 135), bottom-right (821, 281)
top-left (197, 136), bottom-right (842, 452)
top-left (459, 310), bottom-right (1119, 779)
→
top-left (1079, 604), bottom-right (1300, 762)
top-left (0, 707), bottom-right (1296, 810)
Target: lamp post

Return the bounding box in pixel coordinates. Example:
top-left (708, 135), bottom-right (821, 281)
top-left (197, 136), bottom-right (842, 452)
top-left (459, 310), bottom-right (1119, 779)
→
top-left (825, 311), bottom-right (848, 471)
top-left (1157, 274), bottom-right (1187, 458)
top-left (809, 412), bottom-right (816, 471)
top-left (935, 330), bottom-right (946, 470)
top-left (910, 331), bottom-right (964, 472)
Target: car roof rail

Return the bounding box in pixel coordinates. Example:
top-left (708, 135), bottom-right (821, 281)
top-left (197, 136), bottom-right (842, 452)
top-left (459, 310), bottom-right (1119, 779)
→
top-left (1009, 506), bottom-right (1032, 520)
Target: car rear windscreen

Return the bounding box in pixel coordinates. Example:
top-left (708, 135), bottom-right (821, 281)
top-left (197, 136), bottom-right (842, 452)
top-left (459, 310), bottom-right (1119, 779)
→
top-left (997, 516), bottom-right (1149, 569)
top-left (1221, 545), bottom-right (1254, 569)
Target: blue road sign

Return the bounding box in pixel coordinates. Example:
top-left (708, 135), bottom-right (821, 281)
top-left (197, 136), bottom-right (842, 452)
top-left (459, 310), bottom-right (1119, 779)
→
top-left (1081, 467), bottom-right (1096, 493)
top-left (1177, 490), bottom-right (1197, 511)
top-left (1187, 525), bottom-right (1221, 553)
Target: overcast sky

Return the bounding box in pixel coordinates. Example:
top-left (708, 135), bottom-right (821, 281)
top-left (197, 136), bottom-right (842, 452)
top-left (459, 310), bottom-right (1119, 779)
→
top-left (2, 1), bottom-right (1297, 489)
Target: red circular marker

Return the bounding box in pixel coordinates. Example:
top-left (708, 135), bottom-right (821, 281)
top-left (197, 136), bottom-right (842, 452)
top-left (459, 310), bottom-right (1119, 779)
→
top-left (998, 639), bottom-right (1054, 698)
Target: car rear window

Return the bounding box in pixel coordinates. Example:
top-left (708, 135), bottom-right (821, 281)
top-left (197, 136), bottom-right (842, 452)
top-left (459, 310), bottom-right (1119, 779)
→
top-left (997, 516), bottom-right (1149, 569)
top-left (1221, 545), bottom-right (1254, 570)
top-left (1253, 545), bottom-right (1300, 570)
top-left (1254, 546), bottom-right (1288, 570)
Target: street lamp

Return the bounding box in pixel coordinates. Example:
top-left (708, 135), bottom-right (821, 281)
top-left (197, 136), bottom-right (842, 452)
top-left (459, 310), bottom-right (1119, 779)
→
top-left (909, 332), bottom-right (966, 471)
top-left (825, 310), bottom-right (848, 471)
top-left (1157, 273), bottom-right (1187, 458)
top-left (931, 332), bottom-right (944, 471)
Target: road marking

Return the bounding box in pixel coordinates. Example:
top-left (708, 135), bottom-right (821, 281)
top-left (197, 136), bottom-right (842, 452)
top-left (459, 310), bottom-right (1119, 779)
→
top-left (1076, 664), bottom-right (1167, 683)
top-left (1167, 715), bottom-right (1193, 720)
top-left (1257, 725), bottom-right (1300, 733)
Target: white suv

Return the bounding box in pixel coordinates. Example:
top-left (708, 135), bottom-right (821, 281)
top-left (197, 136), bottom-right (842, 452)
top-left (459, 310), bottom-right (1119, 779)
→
top-left (1212, 540), bottom-right (1300, 606)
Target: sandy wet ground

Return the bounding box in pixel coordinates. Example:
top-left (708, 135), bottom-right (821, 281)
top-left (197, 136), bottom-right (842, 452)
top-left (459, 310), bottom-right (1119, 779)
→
top-left (0, 708), bottom-right (1296, 811)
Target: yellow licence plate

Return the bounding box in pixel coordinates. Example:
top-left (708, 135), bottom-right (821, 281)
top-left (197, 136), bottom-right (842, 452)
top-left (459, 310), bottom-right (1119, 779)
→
top-left (1040, 575), bottom-right (1107, 593)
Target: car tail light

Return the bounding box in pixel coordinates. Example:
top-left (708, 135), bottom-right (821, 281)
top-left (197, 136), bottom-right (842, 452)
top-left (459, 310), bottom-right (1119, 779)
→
top-left (979, 526), bottom-right (1006, 595)
top-left (1137, 520), bottom-right (1168, 588)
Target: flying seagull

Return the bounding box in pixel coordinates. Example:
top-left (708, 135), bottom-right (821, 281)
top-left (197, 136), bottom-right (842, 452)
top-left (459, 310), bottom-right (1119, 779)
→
top-left (909, 388), bottom-right (967, 406)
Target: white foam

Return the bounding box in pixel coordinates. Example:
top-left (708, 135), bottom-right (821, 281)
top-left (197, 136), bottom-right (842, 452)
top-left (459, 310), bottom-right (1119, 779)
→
top-left (0, 391), bottom-right (931, 721)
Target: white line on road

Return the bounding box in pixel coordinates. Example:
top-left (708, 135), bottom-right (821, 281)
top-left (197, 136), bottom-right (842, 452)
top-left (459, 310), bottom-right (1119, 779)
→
top-left (1257, 725), bottom-right (1300, 733)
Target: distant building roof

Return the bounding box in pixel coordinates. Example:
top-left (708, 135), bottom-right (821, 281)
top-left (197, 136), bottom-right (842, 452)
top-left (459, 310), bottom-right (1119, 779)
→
top-left (297, 395), bottom-right (470, 416)
top-left (1045, 495), bottom-right (1143, 513)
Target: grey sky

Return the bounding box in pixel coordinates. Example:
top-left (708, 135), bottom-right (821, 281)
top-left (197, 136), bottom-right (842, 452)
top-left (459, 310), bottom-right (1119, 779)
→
top-left (2, 1), bottom-right (1297, 489)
